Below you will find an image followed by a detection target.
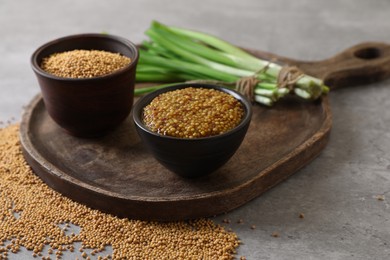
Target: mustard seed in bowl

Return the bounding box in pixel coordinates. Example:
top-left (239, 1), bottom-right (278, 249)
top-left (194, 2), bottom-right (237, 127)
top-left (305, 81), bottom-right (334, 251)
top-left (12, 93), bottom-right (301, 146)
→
top-left (142, 87), bottom-right (244, 138)
top-left (41, 49), bottom-right (131, 78)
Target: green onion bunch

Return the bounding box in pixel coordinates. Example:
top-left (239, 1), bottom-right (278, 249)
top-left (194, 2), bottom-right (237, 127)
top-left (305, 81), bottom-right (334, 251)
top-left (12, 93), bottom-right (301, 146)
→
top-left (135, 21), bottom-right (329, 106)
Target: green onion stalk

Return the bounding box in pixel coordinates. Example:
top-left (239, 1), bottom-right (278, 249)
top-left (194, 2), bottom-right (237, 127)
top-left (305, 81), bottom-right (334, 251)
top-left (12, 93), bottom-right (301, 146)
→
top-left (135, 21), bottom-right (329, 106)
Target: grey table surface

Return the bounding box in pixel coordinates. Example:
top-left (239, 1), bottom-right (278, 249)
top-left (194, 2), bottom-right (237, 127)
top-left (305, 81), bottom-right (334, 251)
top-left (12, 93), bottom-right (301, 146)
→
top-left (1, 0), bottom-right (389, 259)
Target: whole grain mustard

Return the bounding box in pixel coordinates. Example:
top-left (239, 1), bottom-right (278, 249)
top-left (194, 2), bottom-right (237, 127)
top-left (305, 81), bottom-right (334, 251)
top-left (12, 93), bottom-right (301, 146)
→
top-left (143, 87), bottom-right (244, 138)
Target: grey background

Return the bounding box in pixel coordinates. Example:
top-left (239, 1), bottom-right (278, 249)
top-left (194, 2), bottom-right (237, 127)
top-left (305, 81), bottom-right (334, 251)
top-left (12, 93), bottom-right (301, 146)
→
top-left (1, 0), bottom-right (389, 259)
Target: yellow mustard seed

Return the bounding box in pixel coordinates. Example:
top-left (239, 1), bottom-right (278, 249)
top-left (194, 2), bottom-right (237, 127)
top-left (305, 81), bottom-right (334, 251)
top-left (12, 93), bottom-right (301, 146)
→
top-left (0, 124), bottom-right (239, 259)
top-left (40, 50), bottom-right (131, 78)
top-left (143, 87), bottom-right (244, 138)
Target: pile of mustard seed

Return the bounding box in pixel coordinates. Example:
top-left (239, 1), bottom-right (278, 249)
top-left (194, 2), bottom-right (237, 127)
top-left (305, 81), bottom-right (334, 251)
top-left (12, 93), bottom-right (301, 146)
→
top-left (0, 125), bottom-right (239, 259)
top-left (40, 50), bottom-right (131, 78)
top-left (143, 87), bottom-right (244, 138)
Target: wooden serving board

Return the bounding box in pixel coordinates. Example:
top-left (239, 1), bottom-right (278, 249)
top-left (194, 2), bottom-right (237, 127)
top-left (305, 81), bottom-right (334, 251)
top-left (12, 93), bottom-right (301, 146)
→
top-left (20, 42), bottom-right (390, 221)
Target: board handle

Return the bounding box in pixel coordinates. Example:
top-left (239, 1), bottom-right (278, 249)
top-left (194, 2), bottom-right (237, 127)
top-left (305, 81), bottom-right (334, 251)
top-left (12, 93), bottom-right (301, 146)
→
top-left (290, 42), bottom-right (390, 89)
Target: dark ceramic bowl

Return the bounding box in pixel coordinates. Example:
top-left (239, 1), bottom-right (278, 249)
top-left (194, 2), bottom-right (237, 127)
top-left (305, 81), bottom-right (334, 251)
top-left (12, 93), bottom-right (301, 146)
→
top-left (133, 83), bottom-right (252, 178)
top-left (31, 33), bottom-right (139, 137)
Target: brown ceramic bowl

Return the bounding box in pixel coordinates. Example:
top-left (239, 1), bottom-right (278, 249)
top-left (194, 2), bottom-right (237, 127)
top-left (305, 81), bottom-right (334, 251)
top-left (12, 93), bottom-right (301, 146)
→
top-left (31, 33), bottom-right (139, 137)
top-left (133, 83), bottom-right (252, 178)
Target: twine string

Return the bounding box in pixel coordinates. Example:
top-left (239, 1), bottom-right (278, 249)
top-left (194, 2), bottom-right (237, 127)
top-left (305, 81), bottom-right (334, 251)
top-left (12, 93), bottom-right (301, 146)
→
top-left (235, 76), bottom-right (259, 102)
top-left (277, 66), bottom-right (304, 90)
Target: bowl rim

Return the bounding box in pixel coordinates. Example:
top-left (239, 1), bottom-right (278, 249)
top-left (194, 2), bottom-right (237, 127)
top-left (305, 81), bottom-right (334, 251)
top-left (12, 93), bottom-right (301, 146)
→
top-left (30, 33), bottom-right (139, 82)
top-left (132, 83), bottom-right (253, 141)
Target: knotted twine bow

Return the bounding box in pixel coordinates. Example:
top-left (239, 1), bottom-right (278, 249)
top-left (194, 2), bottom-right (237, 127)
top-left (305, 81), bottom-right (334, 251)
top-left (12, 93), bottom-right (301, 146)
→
top-left (277, 66), bottom-right (305, 90)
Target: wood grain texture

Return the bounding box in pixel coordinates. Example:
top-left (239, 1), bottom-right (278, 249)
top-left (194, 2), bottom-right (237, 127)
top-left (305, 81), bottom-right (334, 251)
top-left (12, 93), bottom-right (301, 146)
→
top-left (20, 43), bottom-right (390, 221)
top-left (251, 42), bottom-right (390, 89)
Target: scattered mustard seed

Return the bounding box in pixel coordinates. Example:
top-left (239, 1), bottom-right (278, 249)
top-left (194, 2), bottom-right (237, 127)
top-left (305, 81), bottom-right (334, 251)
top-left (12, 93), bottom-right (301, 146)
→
top-left (222, 219), bottom-right (231, 224)
top-left (376, 195), bottom-right (385, 201)
top-left (41, 49), bottom-right (131, 78)
top-left (0, 124), bottom-right (239, 259)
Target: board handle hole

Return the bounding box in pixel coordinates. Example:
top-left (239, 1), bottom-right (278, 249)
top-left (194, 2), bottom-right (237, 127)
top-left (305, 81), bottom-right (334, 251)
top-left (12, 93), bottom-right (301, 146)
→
top-left (354, 47), bottom-right (381, 60)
